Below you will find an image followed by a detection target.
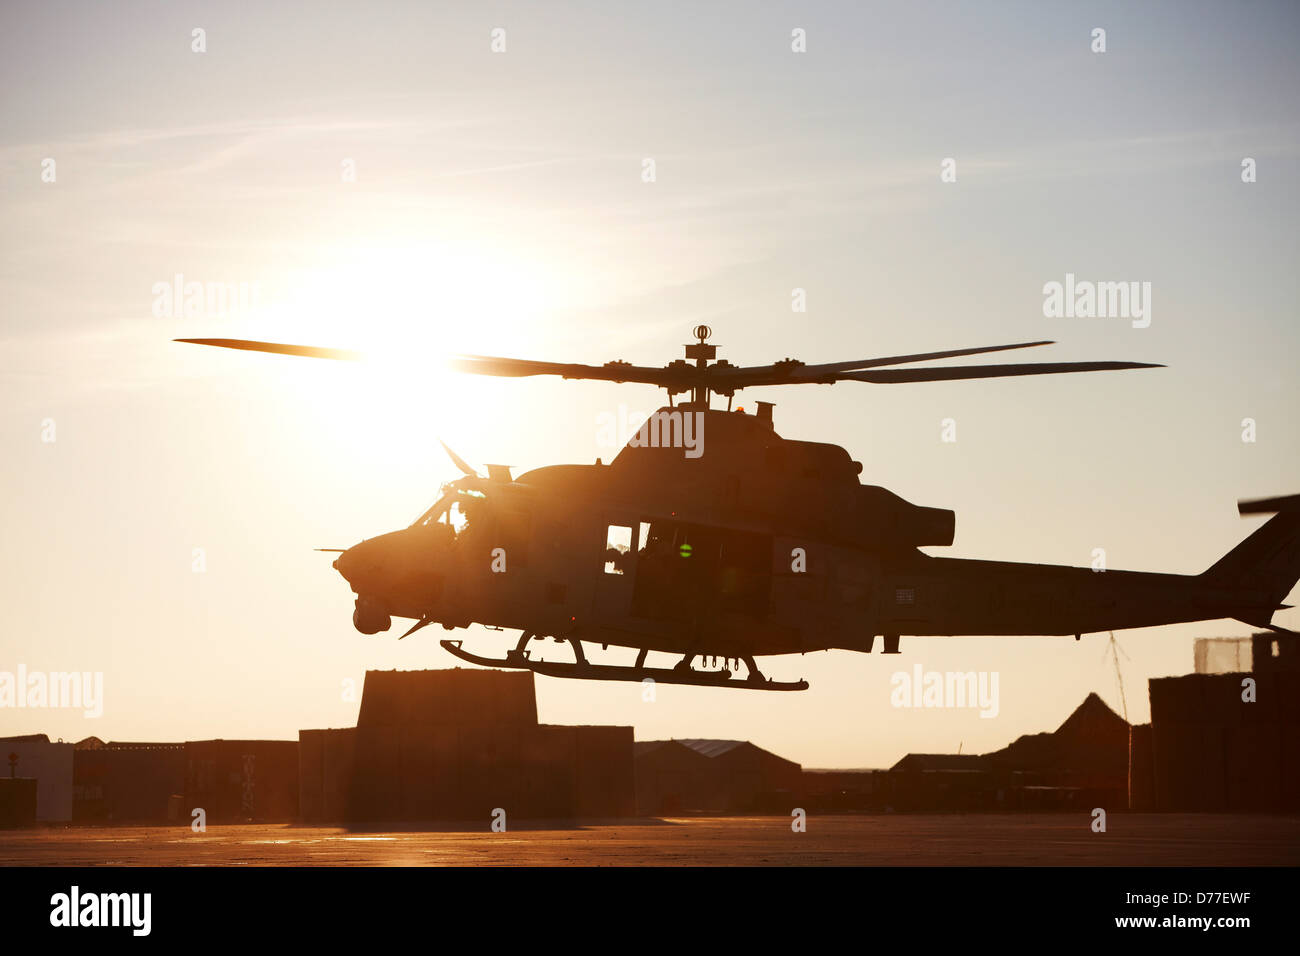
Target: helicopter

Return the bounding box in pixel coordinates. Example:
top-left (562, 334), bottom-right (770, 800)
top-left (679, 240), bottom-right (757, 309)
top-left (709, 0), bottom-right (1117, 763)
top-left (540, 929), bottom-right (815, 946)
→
top-left (176, 326), bottom-right (1300, 691)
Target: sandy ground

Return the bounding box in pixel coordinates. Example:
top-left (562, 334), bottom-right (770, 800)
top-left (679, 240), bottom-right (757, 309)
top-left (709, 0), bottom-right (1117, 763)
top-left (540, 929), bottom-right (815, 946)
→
top-left (3, 813), bottom-right (1299, 866)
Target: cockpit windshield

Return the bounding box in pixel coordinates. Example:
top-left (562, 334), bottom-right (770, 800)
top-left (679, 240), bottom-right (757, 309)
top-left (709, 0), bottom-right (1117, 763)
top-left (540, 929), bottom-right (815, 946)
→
top-left (410, 481), bottom-right (489, 534)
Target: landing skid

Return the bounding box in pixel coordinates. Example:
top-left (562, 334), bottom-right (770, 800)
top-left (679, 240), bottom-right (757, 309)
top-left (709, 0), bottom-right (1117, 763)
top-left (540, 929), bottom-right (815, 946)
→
top-left (438, 639), bottom-right (809, 691)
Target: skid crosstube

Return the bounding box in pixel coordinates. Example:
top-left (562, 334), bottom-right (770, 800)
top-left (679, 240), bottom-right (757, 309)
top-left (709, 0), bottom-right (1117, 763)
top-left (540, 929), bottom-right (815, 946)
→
top-left (439, 639), bottom-right (809, 691)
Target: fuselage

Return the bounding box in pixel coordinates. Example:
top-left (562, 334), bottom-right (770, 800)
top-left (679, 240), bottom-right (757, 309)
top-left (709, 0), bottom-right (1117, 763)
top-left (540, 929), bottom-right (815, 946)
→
top-left (332, 407), bottom-right (1260, 658)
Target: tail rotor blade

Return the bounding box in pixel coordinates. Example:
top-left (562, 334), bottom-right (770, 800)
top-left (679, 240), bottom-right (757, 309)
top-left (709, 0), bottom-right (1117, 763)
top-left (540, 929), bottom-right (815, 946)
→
top-left (1239, 494), bottom-right (1300, 515)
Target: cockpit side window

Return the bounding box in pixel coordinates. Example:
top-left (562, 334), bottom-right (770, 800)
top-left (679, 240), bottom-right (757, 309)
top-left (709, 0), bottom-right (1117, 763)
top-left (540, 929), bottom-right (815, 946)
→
top-left (604, 525), bottom-right (633, 575)
top-left (448, 501), bottom-right (471, 534)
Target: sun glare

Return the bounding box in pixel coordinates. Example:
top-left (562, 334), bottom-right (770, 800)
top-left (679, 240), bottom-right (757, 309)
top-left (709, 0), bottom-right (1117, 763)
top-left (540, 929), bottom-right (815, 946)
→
top-left (224, 244), bottom-right (558, 455)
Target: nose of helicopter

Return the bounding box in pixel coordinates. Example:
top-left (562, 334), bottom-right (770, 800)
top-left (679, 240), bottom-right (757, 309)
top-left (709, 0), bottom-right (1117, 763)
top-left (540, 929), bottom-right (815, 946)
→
top-left (332, 525), bottom-right (453, 593)
top-left (332, 539), bottom-right (382, 590)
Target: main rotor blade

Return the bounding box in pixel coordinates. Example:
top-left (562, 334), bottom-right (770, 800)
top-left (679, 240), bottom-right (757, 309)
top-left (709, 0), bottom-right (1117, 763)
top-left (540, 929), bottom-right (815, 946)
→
top-left (449, 354), bottom-right (681, 387)
top-left (439, 439), bottom-right (480, 478)
top-left (791, 340), bottom-right (1056, 378)
top-left (176, 338), bottom-right (688, 387)
top-left (175, 338), bottom-right (364, 361)
top-left (708, 340), bottom-right (1055, 389)
top-left (174, 337), bottom-right (1160, 393)
top-left (839, 360), bottom-right (1162, 384)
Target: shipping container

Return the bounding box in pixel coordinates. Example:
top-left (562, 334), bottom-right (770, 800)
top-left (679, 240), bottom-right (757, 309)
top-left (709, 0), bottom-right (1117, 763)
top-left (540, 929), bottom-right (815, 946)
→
top-left (185, 739), bottom-right (298, 823)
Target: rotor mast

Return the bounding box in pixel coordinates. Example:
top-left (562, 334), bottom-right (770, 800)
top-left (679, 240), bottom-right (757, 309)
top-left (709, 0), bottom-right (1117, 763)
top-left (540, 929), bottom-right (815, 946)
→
top-left (682, 324), bottom-right (718, 407)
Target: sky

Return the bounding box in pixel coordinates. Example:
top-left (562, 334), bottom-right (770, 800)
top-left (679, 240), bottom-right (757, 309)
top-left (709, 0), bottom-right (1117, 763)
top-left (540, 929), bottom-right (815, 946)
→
top-left (2, 0), bottom-right (1298, 767)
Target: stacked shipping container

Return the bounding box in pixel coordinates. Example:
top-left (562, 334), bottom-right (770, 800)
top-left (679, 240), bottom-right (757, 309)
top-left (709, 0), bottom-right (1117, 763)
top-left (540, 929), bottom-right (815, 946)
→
top-left (300, 668), bottom-right (635, 823)
top-left (1150, 670), bottom-right (1300, 812)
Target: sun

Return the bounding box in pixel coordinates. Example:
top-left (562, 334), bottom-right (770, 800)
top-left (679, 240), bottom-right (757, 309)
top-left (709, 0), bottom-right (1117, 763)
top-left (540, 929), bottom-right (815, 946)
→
top-left (277, 243), bottom-right (551, 357)
top-left (214, 243), bottom-right (558, 451)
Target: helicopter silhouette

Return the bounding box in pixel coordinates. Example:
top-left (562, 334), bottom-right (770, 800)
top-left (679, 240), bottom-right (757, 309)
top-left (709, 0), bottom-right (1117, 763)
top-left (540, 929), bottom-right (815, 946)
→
top-left (176, 326), bottom-right (1300, 690)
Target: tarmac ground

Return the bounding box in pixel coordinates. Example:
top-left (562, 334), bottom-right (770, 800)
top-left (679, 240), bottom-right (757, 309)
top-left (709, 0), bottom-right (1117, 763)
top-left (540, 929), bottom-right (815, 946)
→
top-left (4, 813), bottom-right (1299, 866)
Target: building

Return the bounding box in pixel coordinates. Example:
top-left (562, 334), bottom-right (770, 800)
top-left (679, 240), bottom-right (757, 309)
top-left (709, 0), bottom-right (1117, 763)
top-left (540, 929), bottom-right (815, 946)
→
top-left (0, 734), bottom-right (73, 822)
top-left (986, 691), bottom-right (1138, 810)
top-left (799, 769), bottom-right (882, 811)
top-left (633, 738), bottom-right (802, 814)
top-left (885, 753), bottom-right (997, 811)
top-left (633, 740), bottom-right (714, 813)
top-left (10, 668), bottom-right (634, 826)
top-left (874, 632), bottom-right (1299, 814)
top-left (882, 694), bottom-right (1141, 811)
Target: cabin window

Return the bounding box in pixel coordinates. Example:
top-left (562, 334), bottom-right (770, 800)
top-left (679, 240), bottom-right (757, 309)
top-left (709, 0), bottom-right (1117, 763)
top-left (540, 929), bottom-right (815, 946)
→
top-left (604, 524), bottom-right (633, 575)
